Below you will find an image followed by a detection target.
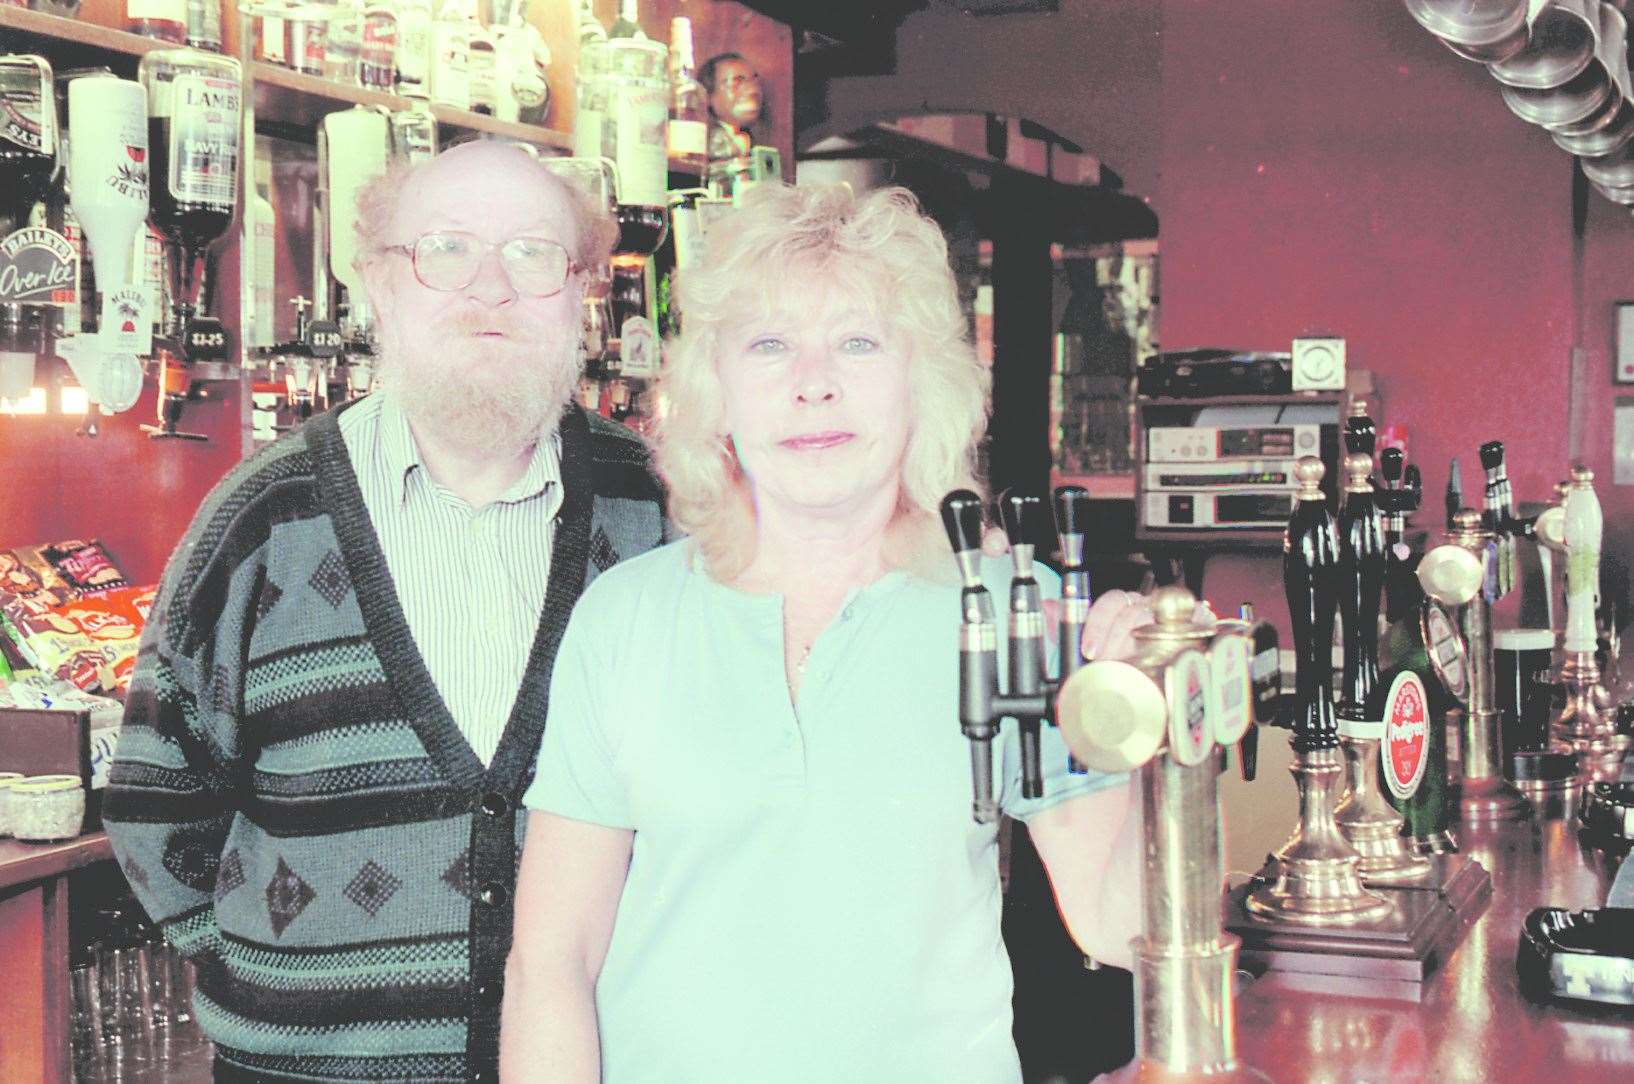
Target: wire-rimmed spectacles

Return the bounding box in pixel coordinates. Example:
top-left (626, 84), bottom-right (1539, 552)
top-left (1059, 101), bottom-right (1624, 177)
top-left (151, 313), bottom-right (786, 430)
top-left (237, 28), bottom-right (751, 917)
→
top-left (383, 230), bottom-right (584, 298)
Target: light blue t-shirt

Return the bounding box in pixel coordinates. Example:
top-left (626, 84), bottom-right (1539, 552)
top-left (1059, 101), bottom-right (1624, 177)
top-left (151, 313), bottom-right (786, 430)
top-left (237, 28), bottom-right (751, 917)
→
top-left (523, 540), bottom-right (1126, 1084)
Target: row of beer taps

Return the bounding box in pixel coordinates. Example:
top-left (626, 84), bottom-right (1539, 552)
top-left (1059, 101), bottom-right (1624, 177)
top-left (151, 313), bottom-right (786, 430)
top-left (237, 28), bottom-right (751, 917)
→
top-left (936, 403), bottom-right (1631, 1078)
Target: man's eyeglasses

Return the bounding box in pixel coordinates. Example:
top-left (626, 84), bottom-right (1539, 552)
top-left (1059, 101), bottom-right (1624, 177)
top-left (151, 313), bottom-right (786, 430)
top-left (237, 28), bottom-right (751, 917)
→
top-left (383, 230), bottom-right (583, 297)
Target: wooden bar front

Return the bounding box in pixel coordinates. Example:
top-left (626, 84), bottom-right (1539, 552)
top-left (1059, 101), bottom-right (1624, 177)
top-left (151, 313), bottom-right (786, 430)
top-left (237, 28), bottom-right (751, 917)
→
top-left (1230, 812), bottom-right (1630, 1081)
top-left (0, 833), bottom-right (114, 1084)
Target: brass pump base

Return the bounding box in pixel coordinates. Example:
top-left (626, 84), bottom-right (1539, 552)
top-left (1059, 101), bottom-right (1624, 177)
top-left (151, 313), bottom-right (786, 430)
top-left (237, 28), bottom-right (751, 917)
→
top-left (1550, 651), bottom-right (1631, 784)
top-left (1097, 936), bottom-right (1269, 1084)
top-left (1454, 707), bottom-right (1532, 823)
top-left (1335, 734), bottom-right (1432, 884)
top-left (1247, 746), bottom-right (1393, 924)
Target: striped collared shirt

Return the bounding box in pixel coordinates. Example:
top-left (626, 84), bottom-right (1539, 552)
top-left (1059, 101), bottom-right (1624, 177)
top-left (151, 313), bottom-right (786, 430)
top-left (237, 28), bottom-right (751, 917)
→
top-left (338, 391), bottom-right (562, 765)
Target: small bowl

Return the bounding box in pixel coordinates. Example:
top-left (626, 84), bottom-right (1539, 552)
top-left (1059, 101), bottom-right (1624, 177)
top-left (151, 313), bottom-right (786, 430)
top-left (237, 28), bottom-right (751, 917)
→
top-left (8, 775), bottom-right (85, 843)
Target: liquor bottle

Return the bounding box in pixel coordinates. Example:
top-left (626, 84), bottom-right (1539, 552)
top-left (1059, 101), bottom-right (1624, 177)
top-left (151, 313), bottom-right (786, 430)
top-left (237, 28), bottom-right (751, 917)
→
top-left (495, 7), bottom-right (549, 125)
top-left (251, 157), bottom-right (276, 349)
top-left (428, 0), bottom-right (472, 111)
top-left (666, 16), bottom-right (707, 176)
top-left (256, 9), bottom-right (289, 67)
top-left (577, 0), bottom-right (606, 44)
top-left (127, 0), bottom-right (186, 45)
top-left (0, 56), bottom-right (57, 233)
top-left (608, 0), bottom-right (643, 40)
top-left (359, 3), bottom-right (399, 91)
top-left (386, 104), bottom-right (438, 162)
top-left (67, 75), bottom-right (149, 297)
top-left (324, 0), bottom-right (364, 87)
top-left (397, 0), bottom-right (434, 99)
top-left (138, 50), bottom-right (241, 317)
top-left (132, 223), bottom-right (168, 333)
top-left (467, 16), bottom-right (499, 116)
top-left (603, 36), bottom-right (669, 254)
top-left (185, 0), bottom-right (223, 53)
top-left (1379, 527), bottom-right (1476, 852)
top-left (288, 10), bottom-right (328, 78)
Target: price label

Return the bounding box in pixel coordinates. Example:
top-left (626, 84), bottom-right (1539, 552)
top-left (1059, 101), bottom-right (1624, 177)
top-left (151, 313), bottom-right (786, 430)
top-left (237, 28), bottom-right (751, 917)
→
top-left (305, 320), bottom-right (343, 359)
top-left (182, 315), bottom-right (231, 361)
top-left (0, 226), bottom-right (77, 305)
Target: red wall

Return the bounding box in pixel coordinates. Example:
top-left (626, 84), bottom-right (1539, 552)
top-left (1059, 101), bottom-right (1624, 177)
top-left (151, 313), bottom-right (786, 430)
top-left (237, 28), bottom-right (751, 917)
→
top-left (1156, 0), bottom-right (1580, 630)
top-left (0, 374), bottom-right (242, 587)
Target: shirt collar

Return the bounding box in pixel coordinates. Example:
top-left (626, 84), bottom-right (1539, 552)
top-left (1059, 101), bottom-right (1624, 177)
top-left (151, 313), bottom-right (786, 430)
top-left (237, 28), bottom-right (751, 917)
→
top-left (376, 390), bottom-right (562, 509)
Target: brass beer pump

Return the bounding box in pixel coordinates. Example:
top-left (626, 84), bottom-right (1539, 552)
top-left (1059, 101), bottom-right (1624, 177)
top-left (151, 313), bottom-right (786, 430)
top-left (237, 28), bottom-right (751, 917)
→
top-left (1247, 456), bottom-right (1392, 923)
top-left (1056, 587), bottom-right (1277, 1081)
top-left (1550, 466), bottom-right (1629, 781)
top-left (1441, 509), bottom-right (1532, 821)
top-left (1333, 423), bottom-right (1432, 881)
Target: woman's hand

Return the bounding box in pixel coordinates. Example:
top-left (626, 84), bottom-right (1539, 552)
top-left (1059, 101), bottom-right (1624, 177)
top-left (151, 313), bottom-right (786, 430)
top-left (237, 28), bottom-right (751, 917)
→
top-left (1075, 589), bottom-right (1218, 662)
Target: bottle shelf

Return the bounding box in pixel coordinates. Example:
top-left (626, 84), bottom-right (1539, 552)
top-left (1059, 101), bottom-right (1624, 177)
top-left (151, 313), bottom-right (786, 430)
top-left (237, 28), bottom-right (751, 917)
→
top-left (0, 5), bottom-right (572, 149)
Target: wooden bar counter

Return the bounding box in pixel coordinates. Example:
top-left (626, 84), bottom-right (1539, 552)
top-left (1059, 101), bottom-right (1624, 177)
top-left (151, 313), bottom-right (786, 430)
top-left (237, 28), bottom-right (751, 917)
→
top-left (0, 832), bottom-right (114, 1083)
top-left (1231, 809), bottom-right (1631, 1082)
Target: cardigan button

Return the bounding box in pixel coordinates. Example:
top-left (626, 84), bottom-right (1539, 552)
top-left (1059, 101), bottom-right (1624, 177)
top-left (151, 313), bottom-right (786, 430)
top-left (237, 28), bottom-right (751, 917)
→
top-left (479, 882), bottom-right (509, 907)
top-left (480, 792), bottom-right (509, 817)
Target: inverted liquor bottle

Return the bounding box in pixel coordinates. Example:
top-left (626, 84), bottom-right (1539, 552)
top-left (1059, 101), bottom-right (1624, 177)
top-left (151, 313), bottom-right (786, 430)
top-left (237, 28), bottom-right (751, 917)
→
top-left (0, 55), bottom-right (57, 233)
top-left (67, 75), bottom-right (150, 298)
top-left (138, 49), bottom-right (242, 319)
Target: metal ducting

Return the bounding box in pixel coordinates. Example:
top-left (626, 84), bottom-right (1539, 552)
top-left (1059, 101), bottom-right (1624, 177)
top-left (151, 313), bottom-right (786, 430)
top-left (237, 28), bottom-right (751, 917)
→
top-left (1405, 0), bottom-right (1634, 213)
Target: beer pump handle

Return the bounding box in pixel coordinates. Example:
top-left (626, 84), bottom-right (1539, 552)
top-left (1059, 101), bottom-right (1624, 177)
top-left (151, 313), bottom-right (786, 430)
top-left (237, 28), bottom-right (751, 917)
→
top-left (999, 491), bottom-right (1047, 558)
top-left (1053, 485), bottom-right (1090, 566)
top-left (1285, 457), bottom-right (1342, 751)
top-left (1336, 452), bottom-right (1384, 722)
top-left (1380, 447), bottom-right (1404, 487)
top-left (999, 492), bottom-right (1048, 799)
top-left (1053, 485), bottom-right (1091, 673)
top-left (1446, 458), bottom-right (1463, 530)
top-left (940, 489), bottom-right (1000, 824)
top-left (941, 489), bottom-right (986, 564)
top-left (1344, 412), bottom-right (1377, 457)
top-left (1403, 464), bottom-right (1423, 512)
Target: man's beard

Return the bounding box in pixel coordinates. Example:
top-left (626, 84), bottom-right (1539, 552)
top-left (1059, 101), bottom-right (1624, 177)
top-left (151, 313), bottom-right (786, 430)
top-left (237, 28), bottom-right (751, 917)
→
top-left (376, 309), bottom-right (583, 457)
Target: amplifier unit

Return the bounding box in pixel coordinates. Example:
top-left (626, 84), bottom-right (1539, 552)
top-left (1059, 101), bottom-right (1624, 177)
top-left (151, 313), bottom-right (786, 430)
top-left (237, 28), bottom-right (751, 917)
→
top-left (1144, 491), bottom-right (1296, 530)
top-left (1148, 425), bottom-right (1323, 463)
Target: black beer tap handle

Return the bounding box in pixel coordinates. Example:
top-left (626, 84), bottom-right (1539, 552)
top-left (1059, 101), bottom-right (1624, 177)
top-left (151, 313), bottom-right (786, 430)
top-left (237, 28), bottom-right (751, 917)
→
top-left (941, 490), bottom-right (986, 557)
top-left (1344, 414), bottom-right (1376, 458)
top-left (1403, 464), bottom-right (1423, 512)
top-left (1380, 447), bottom-right (1404, 486)
top-left (999, 492), bottom-right (1047, 552)
top-left (1053, 485), bottom-right (1090, 570)
top-left (1478, 440), bottom-right (1505, 474)
top-left (1285, 457), bottom-right (1341, 751)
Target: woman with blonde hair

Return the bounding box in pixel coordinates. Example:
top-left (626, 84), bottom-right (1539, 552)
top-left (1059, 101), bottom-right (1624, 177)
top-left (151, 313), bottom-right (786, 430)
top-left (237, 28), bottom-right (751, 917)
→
top-left (501, 182), bottom-right (1144, 1083)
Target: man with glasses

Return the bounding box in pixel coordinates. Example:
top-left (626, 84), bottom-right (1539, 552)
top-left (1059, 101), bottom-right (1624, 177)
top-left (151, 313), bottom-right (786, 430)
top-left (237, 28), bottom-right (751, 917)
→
top-left (104, 140), bottom-right (667, 1083)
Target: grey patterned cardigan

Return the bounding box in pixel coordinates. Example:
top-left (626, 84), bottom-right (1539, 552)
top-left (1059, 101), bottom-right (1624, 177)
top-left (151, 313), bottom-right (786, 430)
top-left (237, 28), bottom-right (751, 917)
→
top-left (104, 400), bottom-right (667, 1082)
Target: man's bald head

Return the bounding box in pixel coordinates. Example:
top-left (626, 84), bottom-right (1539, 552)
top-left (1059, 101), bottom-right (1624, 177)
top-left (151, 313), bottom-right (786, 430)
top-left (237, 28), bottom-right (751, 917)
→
top-left (353, 140), bottom-right (617, 280)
